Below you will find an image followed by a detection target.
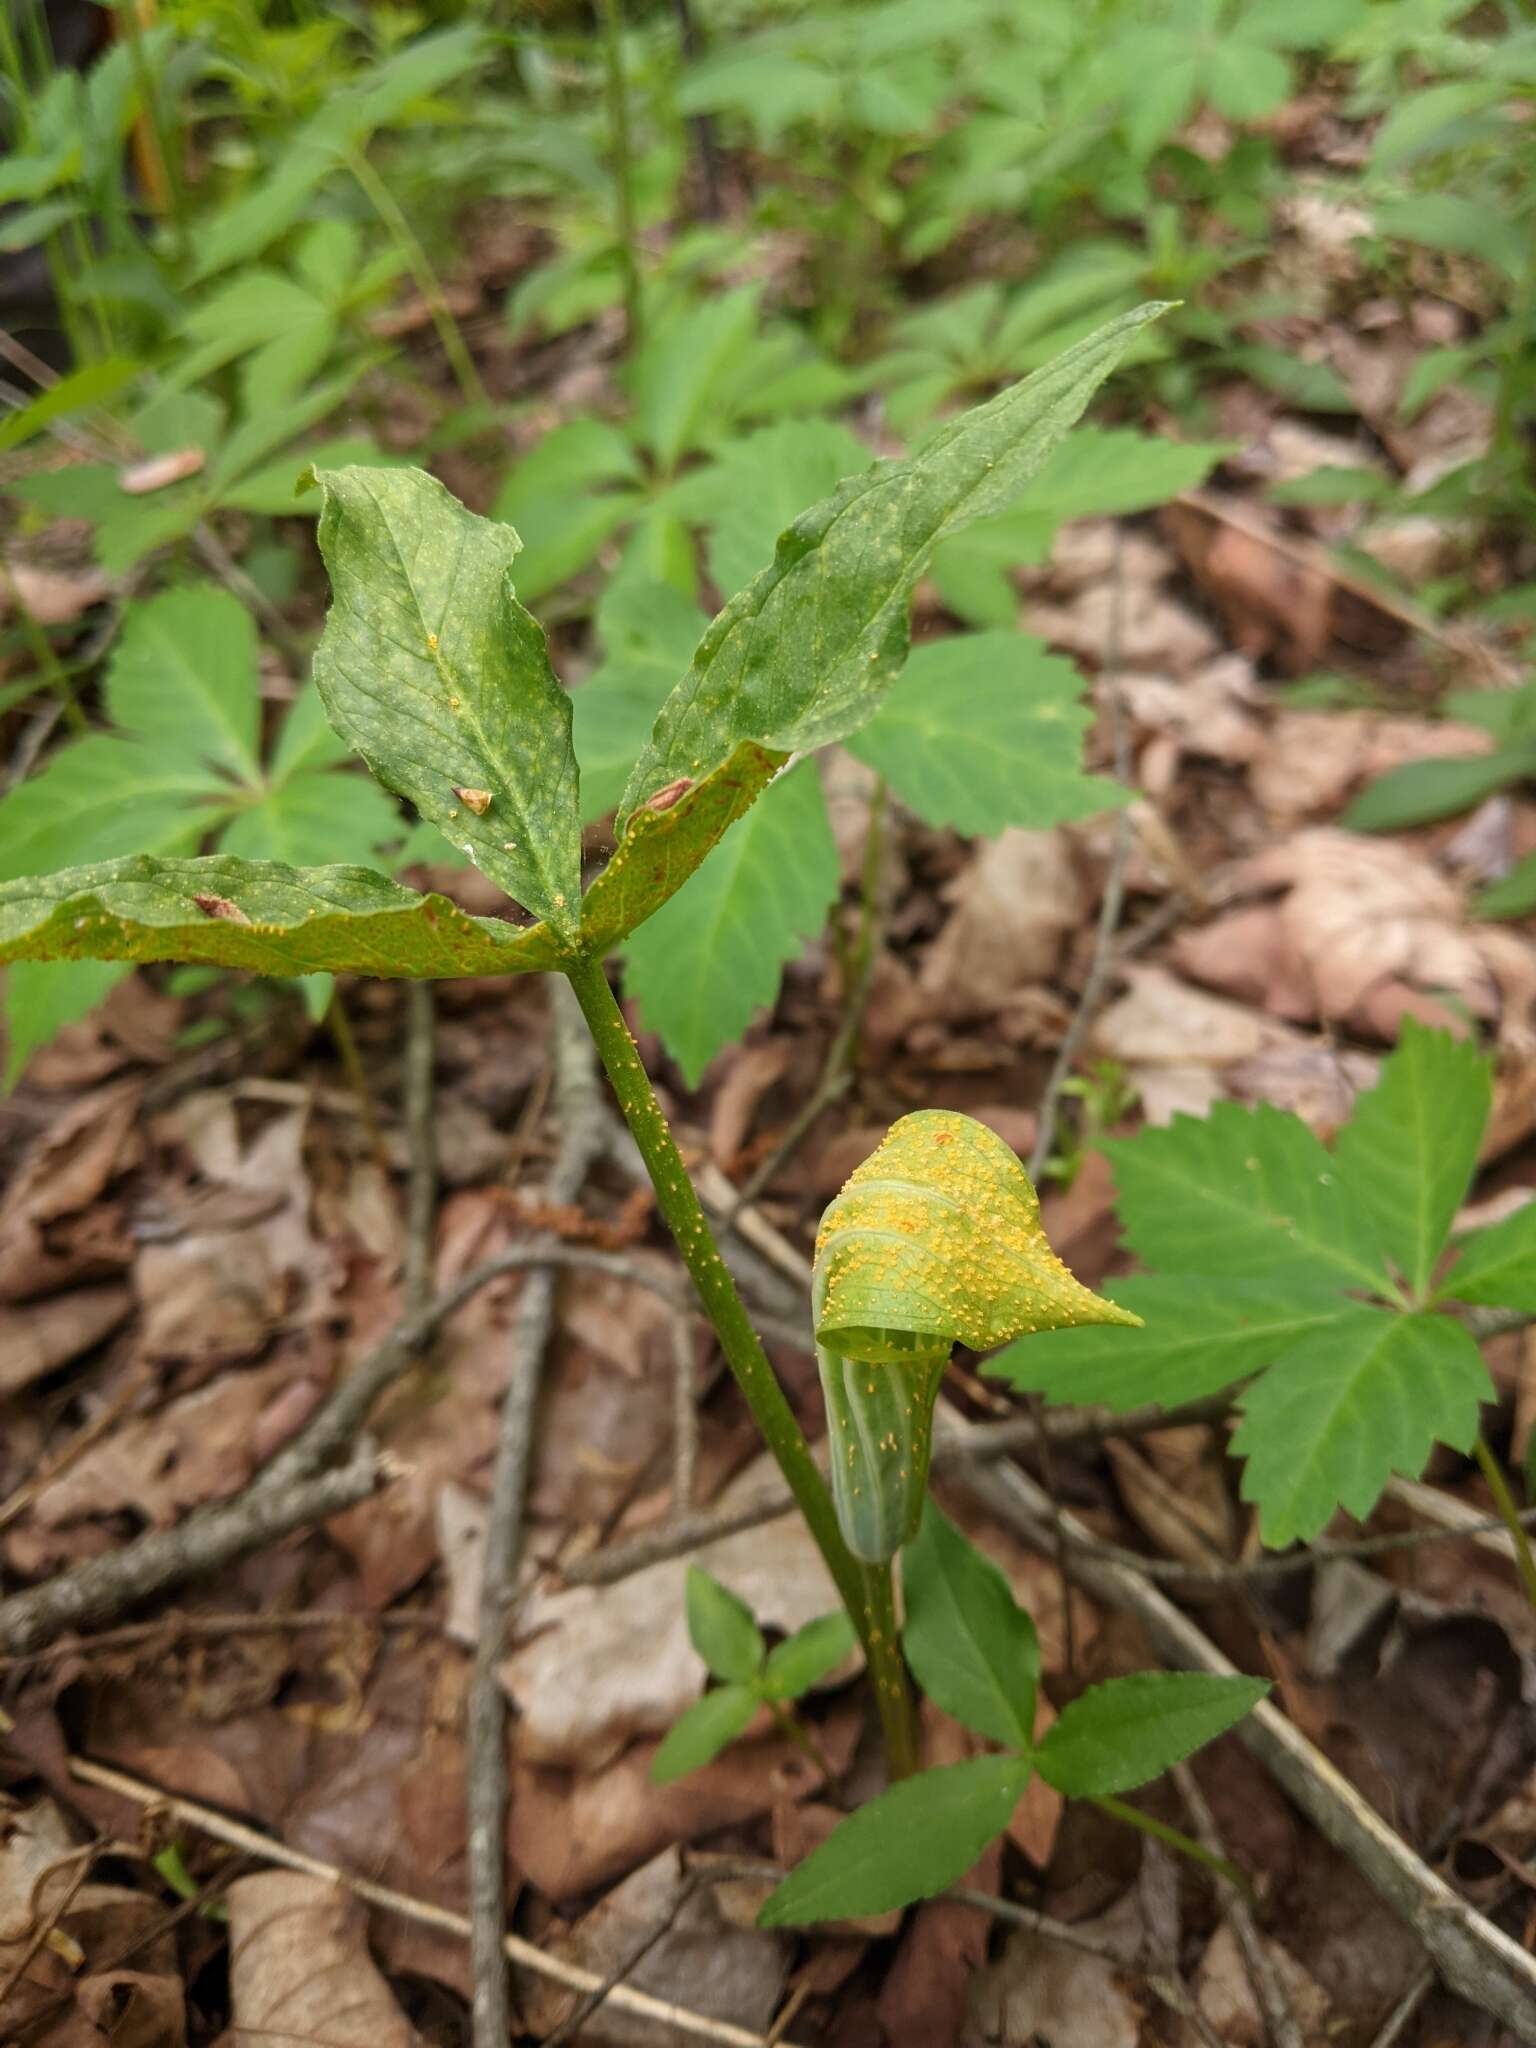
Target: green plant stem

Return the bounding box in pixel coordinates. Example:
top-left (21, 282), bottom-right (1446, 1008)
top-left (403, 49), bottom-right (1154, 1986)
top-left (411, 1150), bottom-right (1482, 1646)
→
top-left (597, 0), bottom-right (642, 353)
top-left (325, 987), bottom-right (390, 1177)
top-left (1472, 1434), bottom-right (1536, 1614)
top-left (344, 148), bottom-right (490, 412)
top-left (1091, 1794), bottom-right (1254, 1903)
top-left (120, 0), bottom-right (189, 254)
top-left (562, 952), bottom-right (918, 1780)
top-left (0, 566), bottom-right (87, 733)
top-left (765, 1698), bottom-right (838, 1788)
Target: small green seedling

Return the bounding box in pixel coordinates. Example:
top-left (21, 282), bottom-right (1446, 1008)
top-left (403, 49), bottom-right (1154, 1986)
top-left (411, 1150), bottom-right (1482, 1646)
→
top-left (651, 1567), bottom-right (856, 1784)
top-left (759, 1503), bottom-right (1266, 1924)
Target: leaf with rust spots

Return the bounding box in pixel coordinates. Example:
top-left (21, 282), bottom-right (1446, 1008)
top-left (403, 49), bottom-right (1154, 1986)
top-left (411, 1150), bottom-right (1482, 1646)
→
top-left (312, 466), bottom-right (582, 935)
top-left (0, 855), bottom-right (563, 980)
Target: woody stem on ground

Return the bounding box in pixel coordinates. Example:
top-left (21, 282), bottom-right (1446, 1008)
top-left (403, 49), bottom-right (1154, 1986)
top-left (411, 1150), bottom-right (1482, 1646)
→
top-left (561, 952), bottom-right (919, 1780)
top-left (1472, 1435), bottom-right (1536, 1614)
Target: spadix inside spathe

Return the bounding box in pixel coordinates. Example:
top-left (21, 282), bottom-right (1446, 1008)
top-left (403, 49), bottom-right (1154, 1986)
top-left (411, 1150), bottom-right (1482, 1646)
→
top-left (812, 1111), bottom-right (1140, 1562)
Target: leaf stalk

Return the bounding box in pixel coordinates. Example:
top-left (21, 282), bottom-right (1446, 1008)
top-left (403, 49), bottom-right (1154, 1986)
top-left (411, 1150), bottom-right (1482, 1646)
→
top-left (561, 952), bottom-right (918, 1778)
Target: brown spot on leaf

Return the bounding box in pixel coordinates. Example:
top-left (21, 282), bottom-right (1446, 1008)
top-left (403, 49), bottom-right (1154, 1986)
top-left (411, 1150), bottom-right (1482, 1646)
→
top-left (453, 786), bottom-right (492, 815)
top-left (642, 777), bottom-right (693, 813)
top-left (193, 894), bottom-right (251, 924)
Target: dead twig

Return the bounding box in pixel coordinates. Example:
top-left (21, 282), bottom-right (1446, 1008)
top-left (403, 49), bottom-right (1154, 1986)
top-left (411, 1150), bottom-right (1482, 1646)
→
top-left (0, 1439), bottom-right (383, 1659)
top-left (0, 1842), bottom-right (95, 2017)
top-left (467, 979), bottom-right (608, 2048)
top-left (68, 1756), bottom-right (806, 2048)
top-left (0, 1605), bottom-right (436, 1676)
top-left (1174, 1762), bottom-right (1304, 2048)
top-left (1029, 525), bottom-right (1134, 1186)
top-left (402, 982), bottom-right (438, 1318)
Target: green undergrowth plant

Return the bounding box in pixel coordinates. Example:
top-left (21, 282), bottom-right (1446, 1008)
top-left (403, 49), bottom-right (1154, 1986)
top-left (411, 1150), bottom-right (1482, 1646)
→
top-left (0, 306), bottom-right (1270, 1915)
top-left (0, 580), bottom-right (401, 1078)
top-left (662, 1509), bottom-right (1266, 1923)
top-left (651, 1567), bottom-right (856, 1784)
top-left (996, 1020), bottom-right (1536, 1549)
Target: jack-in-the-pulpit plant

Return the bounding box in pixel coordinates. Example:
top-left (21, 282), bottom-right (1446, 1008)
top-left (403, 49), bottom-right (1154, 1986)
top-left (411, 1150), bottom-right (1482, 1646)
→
top-left (0, 303), bottom-right (1270, 1919)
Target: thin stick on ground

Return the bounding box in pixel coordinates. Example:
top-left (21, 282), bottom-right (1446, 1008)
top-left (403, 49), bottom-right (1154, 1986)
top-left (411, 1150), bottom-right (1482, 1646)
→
top-left (0, 1439), bottom-right (383, 1658)
top-left (468, 979), bottom-right (608, 2048)
top-left (1174, 1762), bottom-right (1304, 2048)
top-left (402, 981), bottom-right (438, 1318)
top-left (1029, 526), bottom-right (1134, 1186)
top-left (671, 1312), bottom-right (701, 1513)
top-left (67, 1756), bottom-right (807, 2048)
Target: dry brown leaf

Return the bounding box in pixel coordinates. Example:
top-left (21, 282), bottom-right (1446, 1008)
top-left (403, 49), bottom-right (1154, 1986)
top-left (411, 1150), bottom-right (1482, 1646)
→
top-left (502, 1457), bottom-right (845, 1768)
top-left (0, 558), bottom-right (112, 625)
top-left (0, 1084), bottom-right (141, 1303)
top-left (222, 1870), bottom-right (422, 2048)
top-left (1165, 501), bottom-right (1333, 673)
top-left (1120, 656), bottom-right (1267, 774)
top-left (520, 1849), bottom-right (791, 2047)
top-left (1182, 1921), bottom-right (1332, 2048)
top-left (1090, 965), bottom-right (1306, 1123)
top-left (962, 1897), bottom-right (1144, 2048)
top-left (0, 1285), bottom-right (132, 1397)
top-left (30, 1357), bottom-right (307, 1532)
top-left (508, 1704), bottom-right (859, 1902)
top-left (1178, 830), bottom-right (1536, 1047)
top-left (919, 830), bottom-right (1084, 1019)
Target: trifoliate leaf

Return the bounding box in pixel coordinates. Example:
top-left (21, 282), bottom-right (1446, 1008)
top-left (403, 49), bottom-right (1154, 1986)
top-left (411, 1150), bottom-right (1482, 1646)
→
top-left (903, 1503), bottom-right (1040, 1748)
top-left (622, 760), bottom-right (838, 1086)
top-left (758, 1756), bottom-right (1031, 1926)
top-left (312, 466), bottom-right (582, 936)
top-left (1102, 1102), bottom-right (1390, 1296)
top-left (1034, 1673), bottom-right (1270, 1797)
top-left (1441, 1205), bottom-right (1536, 1312)
top-left (847, 631), bottom-right (1129, 836)
top-left (988, 1275), bottom-right (1353, 1412)
top-left (0, 855), bottom-right (559, 980)
top-left (1331, 1020), bottom-right (1491, 1298)
top-left (219, 766), bottom-right (403, 867)
top-left (1231, 1308), bottom-right (1492, 1545)
top-left (685, 1566), bottom-right (765, 1683)
top-left (684, 418), bottom-right (872, 599)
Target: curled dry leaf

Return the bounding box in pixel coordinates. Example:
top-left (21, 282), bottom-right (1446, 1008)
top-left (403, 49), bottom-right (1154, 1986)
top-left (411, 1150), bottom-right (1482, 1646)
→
top-left (521, 1849), bottom-right (791, 2048)
top-left (919, 829), bottom-right (1084, 1019)
top-left (223, 1870), bottom-right (421, 2048)
top-left (0, 1284), bottom-right (132, 1397)
top-left (1090, 964), bottom-right (1307, 1123)
top-left (0, 1083), bottom-right (141, 1304)
top-left (963, 1897), bottom-right (1144, 2048)
top-left (1175, 830), bottom-right (1536, 1050)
